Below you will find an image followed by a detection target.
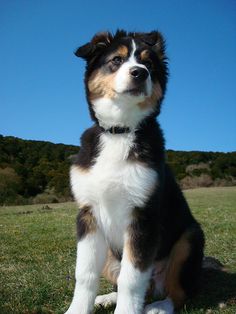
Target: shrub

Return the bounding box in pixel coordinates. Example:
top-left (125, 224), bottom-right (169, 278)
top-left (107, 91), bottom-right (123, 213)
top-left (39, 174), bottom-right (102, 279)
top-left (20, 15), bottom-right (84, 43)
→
top-left (181, 174), bottom-right (213, 189)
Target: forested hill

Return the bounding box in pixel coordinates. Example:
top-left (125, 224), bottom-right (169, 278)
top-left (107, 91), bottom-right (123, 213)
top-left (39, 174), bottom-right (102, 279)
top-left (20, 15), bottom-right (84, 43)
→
top-left (0, 135), bottom-right (78, 205)
top-left (0, 135), bottom-right (235, 205)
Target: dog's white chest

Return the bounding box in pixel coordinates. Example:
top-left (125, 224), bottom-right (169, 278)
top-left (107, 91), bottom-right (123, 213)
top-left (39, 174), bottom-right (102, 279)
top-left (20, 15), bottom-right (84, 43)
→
top-left (71, 133), bottom-right (157, 249)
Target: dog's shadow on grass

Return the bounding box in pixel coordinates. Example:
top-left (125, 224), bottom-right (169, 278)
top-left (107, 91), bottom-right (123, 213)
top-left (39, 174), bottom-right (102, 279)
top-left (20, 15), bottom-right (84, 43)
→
top-left (184, 268), bottom-right (236, 312)
top-left (94, 268), bottom-right (236, 313)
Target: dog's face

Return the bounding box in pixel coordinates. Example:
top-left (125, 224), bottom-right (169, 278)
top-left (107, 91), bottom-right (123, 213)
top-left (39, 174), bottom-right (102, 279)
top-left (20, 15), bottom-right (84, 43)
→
top-left (75, 30), bottom-right (168, 129)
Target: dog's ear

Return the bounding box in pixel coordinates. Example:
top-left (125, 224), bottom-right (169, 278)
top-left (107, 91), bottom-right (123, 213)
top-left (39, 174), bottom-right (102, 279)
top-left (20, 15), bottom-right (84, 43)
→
top-left (139, 31), bottom-right (166, 60)
top-left (74, 31), bottom-right (113, 61)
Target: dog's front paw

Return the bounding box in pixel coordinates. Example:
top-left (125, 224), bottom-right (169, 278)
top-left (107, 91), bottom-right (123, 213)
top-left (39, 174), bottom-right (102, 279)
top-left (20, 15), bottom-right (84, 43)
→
top-left (144, 298), bottom-right (174, 314)
top-left (64, 308), bottom-right (77, 314)
top-left (95, 292), bottom-right (117, 308)
top-left (64, 305), bottom-right (79, 314)
top-left (64, 302), bottom-right (81, 314)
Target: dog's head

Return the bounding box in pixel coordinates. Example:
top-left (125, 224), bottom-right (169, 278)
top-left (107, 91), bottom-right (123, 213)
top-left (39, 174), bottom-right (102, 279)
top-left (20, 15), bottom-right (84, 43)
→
top-left (75, 30), bottom-right (168, 129)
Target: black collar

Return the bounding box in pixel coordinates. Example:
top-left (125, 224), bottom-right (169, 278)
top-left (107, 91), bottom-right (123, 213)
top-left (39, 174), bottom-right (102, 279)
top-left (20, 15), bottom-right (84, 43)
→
top-left (101, 126), bottom-right (131, 134)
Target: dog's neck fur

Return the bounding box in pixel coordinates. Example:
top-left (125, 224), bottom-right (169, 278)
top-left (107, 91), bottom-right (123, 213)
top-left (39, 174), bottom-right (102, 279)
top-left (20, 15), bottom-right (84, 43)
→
top-left (92, 96), bottom-right (155, 132)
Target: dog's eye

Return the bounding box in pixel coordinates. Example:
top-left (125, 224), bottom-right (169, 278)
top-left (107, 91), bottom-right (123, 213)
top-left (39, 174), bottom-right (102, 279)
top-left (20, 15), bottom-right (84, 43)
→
top-left (112, 56), bottom-right (123, 65)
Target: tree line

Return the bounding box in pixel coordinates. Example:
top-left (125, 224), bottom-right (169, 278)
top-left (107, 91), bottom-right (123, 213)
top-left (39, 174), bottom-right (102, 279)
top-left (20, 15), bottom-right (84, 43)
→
top-left (0, 135), bottom-right (235, 205)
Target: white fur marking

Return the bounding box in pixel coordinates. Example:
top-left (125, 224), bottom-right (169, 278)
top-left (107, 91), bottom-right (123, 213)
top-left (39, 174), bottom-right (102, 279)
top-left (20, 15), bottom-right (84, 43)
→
top-left (114, 40), bottom-right (138, 94)
top-left (144, 298), bottom-right (174, 314)
top-left (114, 241), bottom-right (153, 314)
top-left (65, 231), bottom-right (107, 314)
top-left (92, 96), bottom-right (154, 130)
top-left (114, 40), bottom-right (152, 96)
top-left (71, 133), bottom-right (157, 251)
top-left (95, 292), bottom-right (117, 308)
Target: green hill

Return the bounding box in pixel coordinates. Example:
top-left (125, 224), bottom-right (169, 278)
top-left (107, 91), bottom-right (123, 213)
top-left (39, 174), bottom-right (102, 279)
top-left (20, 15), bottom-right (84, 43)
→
top-left (0, 134), bottom-right (235, 205)
top-left (0, 135), bottom-right (78, 205)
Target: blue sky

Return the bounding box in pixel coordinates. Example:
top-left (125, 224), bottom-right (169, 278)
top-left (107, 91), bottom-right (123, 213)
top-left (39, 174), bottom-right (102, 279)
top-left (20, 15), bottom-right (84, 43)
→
top-left (1, 0), bottom-right (235, 152)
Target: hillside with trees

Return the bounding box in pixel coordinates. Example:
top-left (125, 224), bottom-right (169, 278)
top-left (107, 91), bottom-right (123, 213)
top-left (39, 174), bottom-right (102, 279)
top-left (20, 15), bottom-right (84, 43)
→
top-left (0, 135), bottom-right (235, 205)
top-left (0, 135), bottom-right (78, 205)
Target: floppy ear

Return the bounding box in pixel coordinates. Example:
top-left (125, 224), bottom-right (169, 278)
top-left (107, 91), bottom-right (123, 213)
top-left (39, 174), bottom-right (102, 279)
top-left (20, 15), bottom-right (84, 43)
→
top-left (74, 31), bottom-right (113, 61)
top-left (140, 31), bottom-right (166, 59)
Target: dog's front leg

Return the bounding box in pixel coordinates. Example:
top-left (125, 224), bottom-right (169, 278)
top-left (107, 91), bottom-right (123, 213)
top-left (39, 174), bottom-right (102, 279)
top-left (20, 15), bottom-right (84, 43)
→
top-left (114, 240), bottom-right (152, 314)
top-left (65, 226), bottom-right (107, 314)
top-left (114, 207), bottom-right (159, 314)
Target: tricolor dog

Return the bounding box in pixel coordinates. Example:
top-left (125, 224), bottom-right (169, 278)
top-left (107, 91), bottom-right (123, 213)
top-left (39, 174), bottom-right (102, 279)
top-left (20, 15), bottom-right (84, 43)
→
top-left (65, 30), bottom-right (204, 314)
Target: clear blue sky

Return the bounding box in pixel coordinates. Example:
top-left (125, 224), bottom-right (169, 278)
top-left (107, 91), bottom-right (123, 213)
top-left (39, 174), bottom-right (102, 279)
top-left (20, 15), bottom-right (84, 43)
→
top-left (1, 0), bottom-right (235, 152)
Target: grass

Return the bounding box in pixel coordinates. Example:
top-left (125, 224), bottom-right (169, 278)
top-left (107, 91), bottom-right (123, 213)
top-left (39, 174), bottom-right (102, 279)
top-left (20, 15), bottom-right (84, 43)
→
top-left (0, 187), bottom-right (235, 314)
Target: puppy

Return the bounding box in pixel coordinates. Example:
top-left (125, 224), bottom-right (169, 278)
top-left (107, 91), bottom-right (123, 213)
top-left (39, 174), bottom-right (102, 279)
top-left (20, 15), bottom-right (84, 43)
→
top-left (65, 30), bottom-right (204, 314)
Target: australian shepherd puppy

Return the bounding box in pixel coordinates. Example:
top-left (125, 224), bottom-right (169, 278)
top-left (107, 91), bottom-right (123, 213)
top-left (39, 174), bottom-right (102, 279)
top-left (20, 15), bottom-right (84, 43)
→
top-left (65, 30), bottom-right (204, 314)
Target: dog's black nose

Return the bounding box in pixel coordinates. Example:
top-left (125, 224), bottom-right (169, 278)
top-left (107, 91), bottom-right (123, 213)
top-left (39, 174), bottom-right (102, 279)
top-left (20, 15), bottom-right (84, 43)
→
top-left (130, 66), bottom-right (149, 82)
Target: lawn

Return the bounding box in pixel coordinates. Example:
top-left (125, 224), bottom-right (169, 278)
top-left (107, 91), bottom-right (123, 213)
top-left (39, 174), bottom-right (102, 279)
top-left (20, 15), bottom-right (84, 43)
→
top-left (0, 187), bottom-right (235, 314)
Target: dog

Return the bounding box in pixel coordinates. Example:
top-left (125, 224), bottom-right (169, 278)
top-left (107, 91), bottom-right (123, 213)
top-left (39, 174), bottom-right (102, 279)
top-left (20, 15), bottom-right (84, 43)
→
top-left (65, 30), bottom-right (204, 314)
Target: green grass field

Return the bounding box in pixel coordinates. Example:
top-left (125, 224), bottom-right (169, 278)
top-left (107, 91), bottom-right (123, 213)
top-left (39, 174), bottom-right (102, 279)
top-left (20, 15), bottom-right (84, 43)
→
top-left (0, 187), bottom-right (236, 314)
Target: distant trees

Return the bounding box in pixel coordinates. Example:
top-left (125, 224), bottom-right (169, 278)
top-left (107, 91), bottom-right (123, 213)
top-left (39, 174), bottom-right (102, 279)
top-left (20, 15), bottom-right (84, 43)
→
top-left (0, 135), bottom-right (235, 205)
top-left (0, 135), bottom-right (78, 205)
top-left (0, 167), bottom-right (23, 205)
top-left (167, 150), bottom-right (236, 189)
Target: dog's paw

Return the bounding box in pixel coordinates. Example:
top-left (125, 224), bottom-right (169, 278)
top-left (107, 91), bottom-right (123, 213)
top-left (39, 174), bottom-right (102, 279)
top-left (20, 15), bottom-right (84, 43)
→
top-left (64, 303), bottom-right (79, 314)
top-left (144, 298), bottom-right (174, 314)
top-left (95, 292), bottom-right (117, 308)
top-left (64, 309), bottom-right (76, 314)
top-left (64, 306), bottom-right (80, 314)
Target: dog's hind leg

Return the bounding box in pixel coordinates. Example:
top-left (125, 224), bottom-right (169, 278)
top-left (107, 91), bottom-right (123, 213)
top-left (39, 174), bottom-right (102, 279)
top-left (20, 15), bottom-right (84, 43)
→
top-left (164, 225), bottom-right (204, 310)
top-left (144, 225), bottom-right (204, 314)
top-left (144, 224), bottom-right (204, 314)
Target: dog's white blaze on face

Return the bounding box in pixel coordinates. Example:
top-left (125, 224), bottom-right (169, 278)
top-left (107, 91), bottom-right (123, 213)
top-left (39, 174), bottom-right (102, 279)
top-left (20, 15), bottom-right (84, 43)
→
top-left (114, 40), bottom-right (152, 97)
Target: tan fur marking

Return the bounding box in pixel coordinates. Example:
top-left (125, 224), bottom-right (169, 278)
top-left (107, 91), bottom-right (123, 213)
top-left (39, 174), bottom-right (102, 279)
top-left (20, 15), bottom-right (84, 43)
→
top-left (116, 45), bottom-right (128, 58)
top-left (165, 232), bottom-right (190, 309)
top-left (88, 70), bottom-right (116, 100)
top-left (125, 238), bottom-right (135, 265)
top-left (138, 83), bottom-right (162, 109)
top-left (88, 45), bottom-right (128, 101)
top-left (79, 206), bottom-right (97, 234)
top-left (140, 50), bottom-right (150, 61)
top-left (73, 164), bottom-right (89, 174)
top-left (108, 45), bottom-right (129, 61)
top-left (102, 249), bottom-right (121, 284)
